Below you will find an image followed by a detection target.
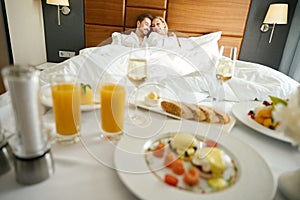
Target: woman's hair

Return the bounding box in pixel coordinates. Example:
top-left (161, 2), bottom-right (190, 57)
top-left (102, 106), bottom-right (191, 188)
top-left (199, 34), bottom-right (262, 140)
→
top-left (153, 16), bottom-right (168, 33)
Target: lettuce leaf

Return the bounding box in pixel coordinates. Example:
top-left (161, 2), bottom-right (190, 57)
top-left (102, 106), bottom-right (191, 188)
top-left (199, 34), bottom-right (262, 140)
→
top-left (269, 96), bottom-right (288, 106)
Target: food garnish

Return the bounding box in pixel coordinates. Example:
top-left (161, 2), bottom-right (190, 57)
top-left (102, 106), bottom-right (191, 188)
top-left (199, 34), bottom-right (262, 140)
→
top-left (147, 91), bottom-right (160, 100)
top-left (170, 132), bottom-right (197, 160)
top-left (208, 178), bottom-right (227, 190)
top-left (269, 96), bottom-right (288, 106)
top-left (248, 96), bottom-right (288, 130)
top-left (145, 132), bottom-right (237, 193)
top-left (80, 83), bottom-right (93, 105)
top-left (183, 167), bottom-right (199, 186)
top-left (171, 159), bottom-right (185, 175)
top-left (144, 91), bottom-right (161, 107)
top-left (192, 147), bottom-right (226, 180)
top-left (164, 174), bottom-right (178, 186)
top-left (153, 143), bottom-right (165, 158)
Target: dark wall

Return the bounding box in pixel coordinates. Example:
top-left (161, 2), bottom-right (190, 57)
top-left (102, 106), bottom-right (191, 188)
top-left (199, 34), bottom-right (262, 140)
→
top-left (42, 0), bottom-right (84, 63)
top-left (240, 0), bottom-right (297, 70)
top-left (0, 0), bottom-right (13, 94)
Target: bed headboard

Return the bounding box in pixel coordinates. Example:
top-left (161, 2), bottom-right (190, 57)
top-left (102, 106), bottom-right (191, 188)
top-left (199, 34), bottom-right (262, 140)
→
top-left (84, 0), bottom-right (251, 57)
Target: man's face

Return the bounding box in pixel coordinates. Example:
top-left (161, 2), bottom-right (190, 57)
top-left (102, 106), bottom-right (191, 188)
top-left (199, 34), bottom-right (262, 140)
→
top-left (136, 17), bottom-right (151, 36)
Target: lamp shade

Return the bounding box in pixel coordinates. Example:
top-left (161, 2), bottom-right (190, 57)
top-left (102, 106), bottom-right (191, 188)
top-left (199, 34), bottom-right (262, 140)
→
top-left (46, 0), bottom-right (69, 6)
top-left (263, 4), bottom-right (288, 24)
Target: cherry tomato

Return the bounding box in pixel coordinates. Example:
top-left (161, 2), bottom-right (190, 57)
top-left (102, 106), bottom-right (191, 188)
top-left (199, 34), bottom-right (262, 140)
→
top-left (183, 167), bottom-right (199, 186)
top-left (164, 174), bottom-right (178, 187)
top-left (171, 159), bottom-right (185, 175)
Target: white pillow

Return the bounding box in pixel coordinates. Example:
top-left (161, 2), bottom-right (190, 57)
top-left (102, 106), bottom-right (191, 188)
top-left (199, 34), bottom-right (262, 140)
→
top-left (178, 31), bottom-right (222, 59)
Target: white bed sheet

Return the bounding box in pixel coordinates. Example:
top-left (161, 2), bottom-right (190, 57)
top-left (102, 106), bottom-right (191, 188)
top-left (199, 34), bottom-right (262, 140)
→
top-left (40, 44), bottom-right (299, 103)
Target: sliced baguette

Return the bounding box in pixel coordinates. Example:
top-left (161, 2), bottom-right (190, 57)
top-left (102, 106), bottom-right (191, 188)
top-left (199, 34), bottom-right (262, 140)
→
top-left (214, 109), bottom-right (230, 124)
top-left (198, 105), bottom-right (220, 123)
top-left (160, 100), bottom-right (193, 119)
top-left (198, 105), bottom-right (230, 124)
top-left (185, 103), bottom-right (207, 121)
top-left (161, 100), bottom-right (230, 124)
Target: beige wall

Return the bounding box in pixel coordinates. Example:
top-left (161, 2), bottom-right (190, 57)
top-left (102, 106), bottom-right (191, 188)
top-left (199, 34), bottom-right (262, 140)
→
top-left (4, 0), bottom-right (46, 66)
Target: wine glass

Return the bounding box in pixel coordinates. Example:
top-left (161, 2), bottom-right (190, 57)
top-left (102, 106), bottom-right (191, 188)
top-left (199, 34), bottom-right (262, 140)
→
top-left (215, 46), bottom-right (237, 83)
top-left (127, 47), bottom-right (149, 125)
top-left (127, 59), bottom-right (147, 87)
top-left (214, 46), bottom-right (237, 102)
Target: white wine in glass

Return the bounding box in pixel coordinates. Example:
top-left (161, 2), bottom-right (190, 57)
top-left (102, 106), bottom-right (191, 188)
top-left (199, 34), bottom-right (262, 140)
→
top-left (127, 58), bottom-right (148, 125)
top-left (216, 46), bottom-right (237, 83)
top-left (127, 58), bottom-right (147, 87)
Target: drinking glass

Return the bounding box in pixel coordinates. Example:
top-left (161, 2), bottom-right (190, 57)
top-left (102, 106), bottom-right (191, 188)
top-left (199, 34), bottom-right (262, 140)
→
top-left (100, 77), bottom-right (126, 141)
top-left (50, 74), bottom-right (81, 144)
top-left (213, 46), bottom-right (237, 102)
top-left (127, 59), bottom-right (147, 87)
top-left (215, 46), bottom-right (237, 83)
top-left (127, 46), bottom-right (149, 124)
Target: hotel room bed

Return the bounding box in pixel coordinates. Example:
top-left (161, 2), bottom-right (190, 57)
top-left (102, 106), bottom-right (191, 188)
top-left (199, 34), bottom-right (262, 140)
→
top-left (0, 34), bottom-right (300, 200)
top-left (40, 33), bottom-right (299, 103)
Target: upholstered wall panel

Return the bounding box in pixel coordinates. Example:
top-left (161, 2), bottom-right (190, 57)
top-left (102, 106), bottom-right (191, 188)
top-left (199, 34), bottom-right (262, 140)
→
top-left (127, 0), bottom-right (167, 9)
top-left (85, 0), bottom-right (125, 26)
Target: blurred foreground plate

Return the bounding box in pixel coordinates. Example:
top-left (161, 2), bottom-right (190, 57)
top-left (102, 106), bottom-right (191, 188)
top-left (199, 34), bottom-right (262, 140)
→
top-left (114, 120), bottom-right (275, 200)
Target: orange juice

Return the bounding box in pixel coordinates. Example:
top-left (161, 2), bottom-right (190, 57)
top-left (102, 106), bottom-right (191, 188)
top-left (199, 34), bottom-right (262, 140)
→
top-left (51, 83), bottom-right (81, 135)
top-left (101, 84), bottom-right (126, 133)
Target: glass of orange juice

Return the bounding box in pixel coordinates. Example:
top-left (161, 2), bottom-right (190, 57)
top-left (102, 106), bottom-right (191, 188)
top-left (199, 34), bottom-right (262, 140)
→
top-left (100, 76), bottom-right (126, 141)
top-left (50, 74), bottom-right (81, 144)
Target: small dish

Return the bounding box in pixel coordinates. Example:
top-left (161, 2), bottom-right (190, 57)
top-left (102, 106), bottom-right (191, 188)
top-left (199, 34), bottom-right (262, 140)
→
top-left (231, 101), bottom-right (293, 143)
top-left (144, 91), bottom-right (161, 107)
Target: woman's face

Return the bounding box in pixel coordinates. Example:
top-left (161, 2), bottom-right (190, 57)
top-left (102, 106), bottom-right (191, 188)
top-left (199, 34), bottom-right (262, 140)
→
top-left (151, 18), bottom-right (166, 35)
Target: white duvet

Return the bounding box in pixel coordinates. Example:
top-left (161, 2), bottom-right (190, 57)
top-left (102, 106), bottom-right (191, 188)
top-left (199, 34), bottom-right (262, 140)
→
top-left (40, 44), bottom-right (299, 103)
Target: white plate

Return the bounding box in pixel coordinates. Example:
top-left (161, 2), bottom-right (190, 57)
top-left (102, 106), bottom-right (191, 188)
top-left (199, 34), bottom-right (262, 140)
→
top-left (40, 85), bottom-right (101, 112)
top-left (114, 121), bottom-right (275, 200)
top-left (130, 86), bottom-right (235, 133)
top-left (231, 101), bottom-right (292, 143)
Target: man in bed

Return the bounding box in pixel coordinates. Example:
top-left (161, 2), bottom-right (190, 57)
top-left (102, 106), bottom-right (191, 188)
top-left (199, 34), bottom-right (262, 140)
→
top-left (111, 13), bottom-right (153, 47)
top-left (135, 13), bottom-right (153, 44)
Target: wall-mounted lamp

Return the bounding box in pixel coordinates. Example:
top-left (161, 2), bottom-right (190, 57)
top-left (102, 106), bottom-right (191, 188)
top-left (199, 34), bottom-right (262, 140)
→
top-left (260, 3), bottom-right (288, 43)
top-left (46, 0), bottom-right (71, 26)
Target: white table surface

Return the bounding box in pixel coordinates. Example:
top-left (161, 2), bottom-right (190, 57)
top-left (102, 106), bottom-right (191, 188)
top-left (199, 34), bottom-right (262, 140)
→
top-left (0, 93), bottom-right (299, 200)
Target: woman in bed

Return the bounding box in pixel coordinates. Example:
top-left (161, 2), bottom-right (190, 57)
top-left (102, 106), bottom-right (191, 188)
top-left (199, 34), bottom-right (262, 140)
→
top-left (149, 16), bottom-right (179, 48)
top-left (151, 16), bottom-right (169, 35)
